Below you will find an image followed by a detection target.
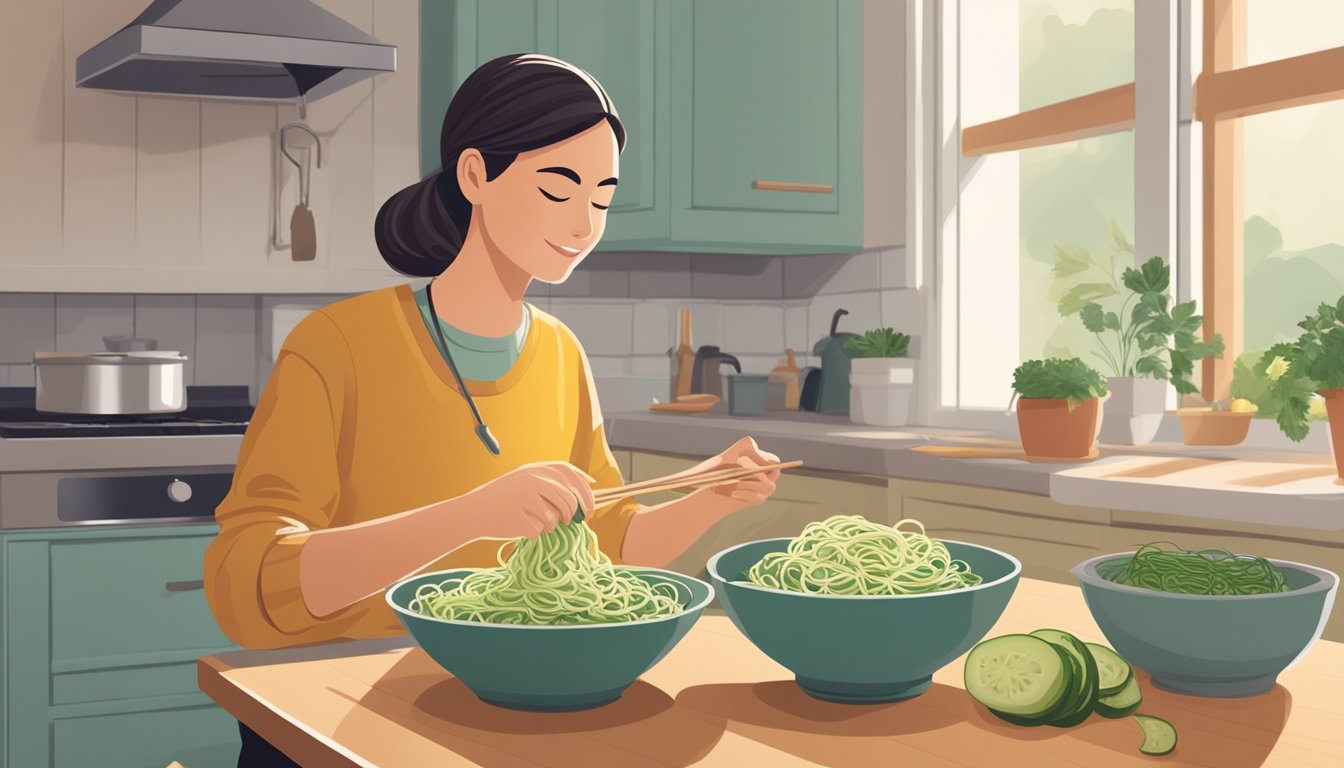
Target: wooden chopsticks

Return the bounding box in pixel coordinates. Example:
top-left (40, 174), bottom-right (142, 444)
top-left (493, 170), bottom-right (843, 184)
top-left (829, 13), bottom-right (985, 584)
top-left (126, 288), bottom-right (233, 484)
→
top-left (592, 460), bottom-right (803, 505)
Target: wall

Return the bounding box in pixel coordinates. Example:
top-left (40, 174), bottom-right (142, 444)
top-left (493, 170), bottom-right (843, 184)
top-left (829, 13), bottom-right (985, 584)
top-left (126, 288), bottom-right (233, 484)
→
top-left (0, 0), bottom-right (418, 278)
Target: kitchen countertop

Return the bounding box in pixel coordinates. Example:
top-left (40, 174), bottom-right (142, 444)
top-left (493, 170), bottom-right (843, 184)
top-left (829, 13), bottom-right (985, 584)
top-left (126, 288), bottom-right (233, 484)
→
top-left (198, 577), bottom-right (1344, 768)
top-left (604, 411), bottom-right (1344, 531)
top-left (0, 434), bottom-right (244, 472)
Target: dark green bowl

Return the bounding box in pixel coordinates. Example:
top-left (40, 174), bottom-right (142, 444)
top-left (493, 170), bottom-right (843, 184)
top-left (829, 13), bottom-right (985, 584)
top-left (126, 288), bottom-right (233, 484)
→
top-left (707, 538), bottom-right (1021, 703)
top-left (386, 567), bottom-right (712, 711)
top-left (1075, 553), bottom-right (1339, 697)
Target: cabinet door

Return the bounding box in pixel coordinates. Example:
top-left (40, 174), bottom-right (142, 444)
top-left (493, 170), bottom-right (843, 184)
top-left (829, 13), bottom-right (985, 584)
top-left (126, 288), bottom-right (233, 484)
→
top-left (52, 705), bottom-right (239, 768)
top-left (558, 0), bottom-right (672, 245)
top-left (419, 0), bottom-right (560, 176)
top-left (671, 0), bottom-right (862, 251)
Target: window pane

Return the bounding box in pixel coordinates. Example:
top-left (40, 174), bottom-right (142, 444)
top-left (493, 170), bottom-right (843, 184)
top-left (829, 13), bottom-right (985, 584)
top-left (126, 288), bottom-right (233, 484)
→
top-left (1020, 1), bottom-right (1134, 111)
top-left (1020, 134), bottom-right (1136, 365)
top-left (1240, 102), bottom-right (1344, 398)
top-left (1246, 0), bottom-right (1344, 67)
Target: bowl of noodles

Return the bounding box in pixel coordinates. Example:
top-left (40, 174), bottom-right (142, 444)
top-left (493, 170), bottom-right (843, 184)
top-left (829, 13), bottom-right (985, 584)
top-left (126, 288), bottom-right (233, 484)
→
top-left (386, 522), bottom-right (713, 711)
top-left (1075, 544), bottom-right (1339, 697)
top-left (706, 515), bottom-right (1021, 703)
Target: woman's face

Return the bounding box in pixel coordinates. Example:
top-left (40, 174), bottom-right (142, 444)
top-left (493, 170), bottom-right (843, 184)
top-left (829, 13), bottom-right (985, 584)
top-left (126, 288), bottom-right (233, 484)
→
top-left (467, 121), bottom-right (619, 284)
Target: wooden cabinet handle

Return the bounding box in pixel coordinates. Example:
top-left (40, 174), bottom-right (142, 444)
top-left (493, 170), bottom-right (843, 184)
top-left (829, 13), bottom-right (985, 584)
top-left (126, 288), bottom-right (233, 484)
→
top-left (751, 180), bottom-right (834, 194)
top-left (165, 579), bottom-right (205, 592)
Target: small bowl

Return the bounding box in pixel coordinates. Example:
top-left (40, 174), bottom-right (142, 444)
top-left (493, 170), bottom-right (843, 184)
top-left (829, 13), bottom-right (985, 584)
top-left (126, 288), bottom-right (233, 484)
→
top-left (1074, 553), bottom-right (1339, 697)
top-left (387, 567), bottom-right (712, 711)
top-left (1178, 408), bottom-right (1253, 445)
top-left (707, 538), bottom-right (1020, 703)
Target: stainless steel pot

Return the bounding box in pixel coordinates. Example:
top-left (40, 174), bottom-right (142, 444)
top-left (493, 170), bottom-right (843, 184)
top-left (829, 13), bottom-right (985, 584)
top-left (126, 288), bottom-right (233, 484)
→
top-left (33, 351), bottom-right (189, 414)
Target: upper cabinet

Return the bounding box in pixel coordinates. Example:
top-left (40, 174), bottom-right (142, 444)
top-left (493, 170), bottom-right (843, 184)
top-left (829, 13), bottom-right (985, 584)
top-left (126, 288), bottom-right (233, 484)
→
top-left (670, 0), bottom-right (862, 252)
top-left (420, 0), bottom-right (868, 255)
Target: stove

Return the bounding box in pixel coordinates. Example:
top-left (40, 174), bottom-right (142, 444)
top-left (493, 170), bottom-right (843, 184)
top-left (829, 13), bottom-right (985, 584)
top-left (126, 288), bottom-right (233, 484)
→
top-left (0, 385), bottom-right (253, 438)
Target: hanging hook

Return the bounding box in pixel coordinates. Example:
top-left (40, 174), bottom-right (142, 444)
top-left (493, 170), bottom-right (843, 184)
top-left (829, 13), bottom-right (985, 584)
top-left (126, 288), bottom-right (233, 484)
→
top-left (279, 123), bottom-right (322, 170)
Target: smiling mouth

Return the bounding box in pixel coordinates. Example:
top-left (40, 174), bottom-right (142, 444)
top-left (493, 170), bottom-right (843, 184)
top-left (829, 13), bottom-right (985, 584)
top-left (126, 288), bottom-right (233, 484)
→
top-left (545, 240), bottom-right (584, 258)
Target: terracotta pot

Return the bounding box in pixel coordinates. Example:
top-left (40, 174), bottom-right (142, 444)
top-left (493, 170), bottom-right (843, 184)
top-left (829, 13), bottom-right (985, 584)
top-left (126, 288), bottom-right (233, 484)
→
top-left (1177, 409), bottom-right (1252, 446)
top-left (1324, 389), bottom-right (1344, 481)
top-left (1017, 397), bottom-right (1100, 459)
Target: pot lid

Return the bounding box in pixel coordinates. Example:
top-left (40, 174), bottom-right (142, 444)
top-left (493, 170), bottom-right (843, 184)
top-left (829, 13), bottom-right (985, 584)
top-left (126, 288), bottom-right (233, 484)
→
top-left (33, 351), bottom-right (189, 365)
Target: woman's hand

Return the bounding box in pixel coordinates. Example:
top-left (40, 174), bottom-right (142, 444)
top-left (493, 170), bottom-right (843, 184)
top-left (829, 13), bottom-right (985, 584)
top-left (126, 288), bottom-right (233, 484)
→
top-left (688, 436), bottom-right (781, 509)
top-left (461, 462), bottom-right (597, 540)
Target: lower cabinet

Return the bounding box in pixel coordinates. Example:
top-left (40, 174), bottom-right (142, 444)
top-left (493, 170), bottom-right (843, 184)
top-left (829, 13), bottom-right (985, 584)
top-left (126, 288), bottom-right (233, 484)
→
top-left (1, 525), bottom-right (240, 768)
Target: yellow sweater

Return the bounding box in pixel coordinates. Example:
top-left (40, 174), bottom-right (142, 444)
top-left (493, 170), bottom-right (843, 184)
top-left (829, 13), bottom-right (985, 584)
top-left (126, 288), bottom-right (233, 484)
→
top-left (203, 284), bottom-right (640, 649)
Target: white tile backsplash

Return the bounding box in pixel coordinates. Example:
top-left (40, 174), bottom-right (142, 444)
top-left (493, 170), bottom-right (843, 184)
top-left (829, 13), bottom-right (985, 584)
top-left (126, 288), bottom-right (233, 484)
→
top-left (632, 301), bottom-right (675, 355)
top-left (0, 293), bottom-right (55, 362)
top-left (785, 249), bottom-right (882, 297)
top-left (54, 294), bottom-right (134, 352)
top-left (134, 294), bottom-right (197, 384)
top-left (880, 289), bottom-right (923, 335)
top-left (785, 303), bottom-right (809, 356)
top-left (548, 300), bottom-right (634, 356)
top-left (196, 295), bottom-right (258, 396)
top-left (4, 363), bottom-right (35, 386)
top-left (722, 304), bottom-right (785, 355)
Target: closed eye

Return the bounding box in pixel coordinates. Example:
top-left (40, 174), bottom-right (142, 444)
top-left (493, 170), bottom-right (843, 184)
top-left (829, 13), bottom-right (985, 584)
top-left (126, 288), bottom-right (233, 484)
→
top-left (592, 202), bottom-right (610, 211)
top-left (539, 188), bottom-right (569, 203)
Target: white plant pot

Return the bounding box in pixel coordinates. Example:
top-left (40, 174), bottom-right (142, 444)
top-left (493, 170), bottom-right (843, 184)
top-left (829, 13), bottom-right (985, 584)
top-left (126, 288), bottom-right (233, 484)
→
top-left (1096, 376), bottom-right (1167, 445)
top-left (848, 358), bottom-right (916, 427)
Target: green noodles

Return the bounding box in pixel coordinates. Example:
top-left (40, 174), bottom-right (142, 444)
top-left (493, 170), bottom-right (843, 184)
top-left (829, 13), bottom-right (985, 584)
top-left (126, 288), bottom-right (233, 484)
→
top-left (1099, 542), bottom-right (1290, 596)
top-left (745, 515), bottom-right (983, 595)
top-left (409, 521), bottom-right (684, 625)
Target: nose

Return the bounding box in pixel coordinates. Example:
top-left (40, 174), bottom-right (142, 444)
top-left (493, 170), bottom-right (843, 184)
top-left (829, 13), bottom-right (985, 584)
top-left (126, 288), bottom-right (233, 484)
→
top-left (570, 203), bottom-right (596, 242)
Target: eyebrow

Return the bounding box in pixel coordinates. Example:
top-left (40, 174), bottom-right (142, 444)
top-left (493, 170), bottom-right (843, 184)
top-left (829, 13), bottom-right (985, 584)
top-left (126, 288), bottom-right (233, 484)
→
top-left (537, 166), bottom-right (619, 187)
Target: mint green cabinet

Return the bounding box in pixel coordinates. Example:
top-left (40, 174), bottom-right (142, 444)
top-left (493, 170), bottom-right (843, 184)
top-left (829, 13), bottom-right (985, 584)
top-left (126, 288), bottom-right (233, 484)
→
top-left (419, 0), bottom-right (862, 254)
top-left (2, 526), bottom-right (240, 768)
top-left (670, 0), bottom-right (862, 251)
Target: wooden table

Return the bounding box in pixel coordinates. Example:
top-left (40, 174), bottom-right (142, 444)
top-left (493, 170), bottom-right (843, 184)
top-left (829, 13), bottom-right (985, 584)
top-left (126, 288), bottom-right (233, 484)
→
top-left (198, 578), bottom-right (1344, 768)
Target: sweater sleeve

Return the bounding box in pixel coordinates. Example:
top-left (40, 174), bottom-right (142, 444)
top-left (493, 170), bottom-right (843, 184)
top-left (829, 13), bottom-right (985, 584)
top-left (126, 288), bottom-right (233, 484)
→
top-left (567, 340), bottom-right (642, 564)
top-left (203, 310), bottom-right (373, 649)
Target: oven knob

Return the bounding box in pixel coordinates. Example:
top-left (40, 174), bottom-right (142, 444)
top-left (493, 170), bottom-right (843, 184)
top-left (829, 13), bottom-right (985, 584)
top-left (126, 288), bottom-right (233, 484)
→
top-left (167, 479), bottom-right (193, 503)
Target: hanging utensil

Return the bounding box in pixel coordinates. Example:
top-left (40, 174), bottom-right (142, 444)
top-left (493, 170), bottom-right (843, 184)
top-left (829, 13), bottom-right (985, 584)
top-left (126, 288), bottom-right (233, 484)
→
top-left (276, 122), bottom-right (322, 261)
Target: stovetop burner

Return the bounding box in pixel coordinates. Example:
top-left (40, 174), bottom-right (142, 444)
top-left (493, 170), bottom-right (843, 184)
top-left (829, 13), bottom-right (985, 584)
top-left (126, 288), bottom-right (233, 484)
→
top-left (0, 386), bottom-right (253, 438)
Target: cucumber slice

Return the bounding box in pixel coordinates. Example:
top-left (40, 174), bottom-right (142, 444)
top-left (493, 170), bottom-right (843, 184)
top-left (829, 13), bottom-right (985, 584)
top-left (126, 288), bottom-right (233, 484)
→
top-left (989, 645), bottom-right (1077, 727)
top-left (1030, 629), bottom-right (1099, 728)
top-left (1085, 642), bottom-right (1132, 697)
top-left (1096, 674), bottom-right (1143, 718)
top-left (1134, 714), bottom-right (1178, 756)
top-left (965, 634), bottom-right (1072, 719)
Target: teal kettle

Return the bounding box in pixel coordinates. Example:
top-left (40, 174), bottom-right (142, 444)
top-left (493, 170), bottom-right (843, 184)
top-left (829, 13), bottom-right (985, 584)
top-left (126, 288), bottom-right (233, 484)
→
top-left (812, 309), bottom-right (860, 415)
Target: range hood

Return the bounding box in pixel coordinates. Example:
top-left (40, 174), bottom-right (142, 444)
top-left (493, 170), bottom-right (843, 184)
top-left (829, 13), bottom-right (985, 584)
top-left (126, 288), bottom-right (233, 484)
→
top-left (75, 0), bottom-right (396, 107)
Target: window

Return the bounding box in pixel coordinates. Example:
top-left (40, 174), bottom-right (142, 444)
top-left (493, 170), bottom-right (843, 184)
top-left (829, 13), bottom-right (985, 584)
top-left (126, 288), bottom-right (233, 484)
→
top-left (949, 1), bottom-right (1136, 411)
top-left (934, 0), bottom-right (1344, 434)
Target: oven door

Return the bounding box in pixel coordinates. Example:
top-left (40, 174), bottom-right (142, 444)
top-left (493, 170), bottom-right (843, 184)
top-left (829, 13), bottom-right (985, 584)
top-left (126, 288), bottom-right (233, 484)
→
top-left (0, 468), bottom-right (234, 529)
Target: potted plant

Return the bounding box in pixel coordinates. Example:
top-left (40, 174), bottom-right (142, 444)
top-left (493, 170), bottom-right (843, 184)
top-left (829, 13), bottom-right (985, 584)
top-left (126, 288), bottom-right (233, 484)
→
top-left (1261, 295), bottom-right (1344, 480)
top-left (1056, 234), bottom-right (1225, 444)
top-left (844, 328), bottom-right (914, 427)
top-left (1012, 358), bottom-right (1109, 459)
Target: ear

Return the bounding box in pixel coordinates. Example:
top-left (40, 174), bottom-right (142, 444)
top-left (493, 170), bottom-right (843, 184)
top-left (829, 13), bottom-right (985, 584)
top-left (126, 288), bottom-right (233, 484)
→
top-left (457, 148), bottom-right (487, 205)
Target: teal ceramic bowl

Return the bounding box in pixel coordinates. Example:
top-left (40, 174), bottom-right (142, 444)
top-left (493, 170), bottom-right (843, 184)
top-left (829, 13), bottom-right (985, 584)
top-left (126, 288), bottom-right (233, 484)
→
top-left (1075, 553), bottom-right (1339, 697)
top-left (707, 538), bottom-right (1021, 703)
top-left (387, 567), bottom-right (713, 711)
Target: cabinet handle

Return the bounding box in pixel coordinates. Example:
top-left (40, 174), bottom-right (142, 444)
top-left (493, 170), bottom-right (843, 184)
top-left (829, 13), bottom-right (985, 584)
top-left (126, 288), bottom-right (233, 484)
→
top-left (751, 180), bottom-right (834, 194)
top-left (165, 579), bottom-right (205, 592)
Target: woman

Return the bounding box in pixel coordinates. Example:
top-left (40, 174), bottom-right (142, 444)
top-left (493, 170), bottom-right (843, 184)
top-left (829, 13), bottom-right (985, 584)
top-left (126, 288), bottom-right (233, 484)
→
top-left (204, 54), bottom-right (779, 765)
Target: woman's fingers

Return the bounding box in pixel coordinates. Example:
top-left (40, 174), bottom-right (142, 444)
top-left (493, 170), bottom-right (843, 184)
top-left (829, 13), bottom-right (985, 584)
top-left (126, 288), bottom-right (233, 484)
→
top-left (534, 463), bottom-right (596, 516)
top-left (536, 476), bottom-right (580, 523)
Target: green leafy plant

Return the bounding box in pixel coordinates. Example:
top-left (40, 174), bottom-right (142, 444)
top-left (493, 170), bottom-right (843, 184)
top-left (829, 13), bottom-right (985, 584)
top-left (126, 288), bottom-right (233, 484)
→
top-left (1012, 358), bottom-right (1109, 410)
top-left (1053, 222), bottom-right (1225, 394)
top-left (844, 328), bottom-right (911, 358)
top-left (1261, 295), bottom-right (1344, 441)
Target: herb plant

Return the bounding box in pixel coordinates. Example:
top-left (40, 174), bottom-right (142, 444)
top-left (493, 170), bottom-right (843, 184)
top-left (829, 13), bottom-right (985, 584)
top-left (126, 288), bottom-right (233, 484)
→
top-left (1053, 222), bottom-right (1225, 394)
top-left (1261, 295), bottom-right (1344, 441)
top-left (1012, 358), bottom-right (1108, 410)
top-left (844, 328), bottom-right (911, 358)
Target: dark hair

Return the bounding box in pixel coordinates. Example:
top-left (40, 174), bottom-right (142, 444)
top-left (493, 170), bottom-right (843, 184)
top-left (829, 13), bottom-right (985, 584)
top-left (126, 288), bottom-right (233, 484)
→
top-left (375, 54), bottom-right (626, 276)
